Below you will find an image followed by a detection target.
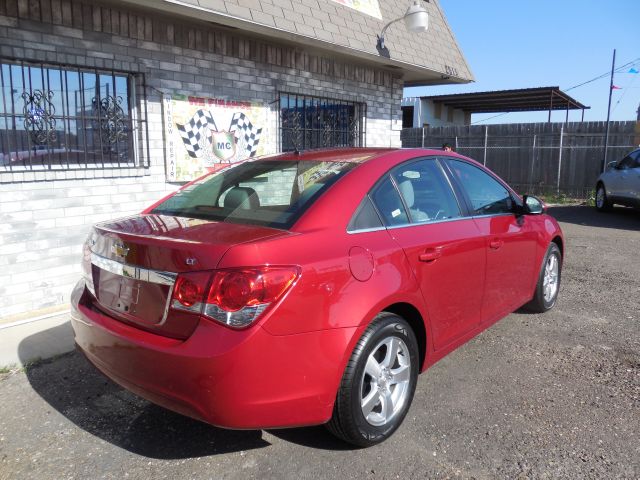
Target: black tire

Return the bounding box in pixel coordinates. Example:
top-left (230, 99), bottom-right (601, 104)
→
top-left (524, 243), bottom-right (562, 313)
top-left (326, 312), bottom-right (419, 447)
top-left (595, 183), bottom-right (612, 212)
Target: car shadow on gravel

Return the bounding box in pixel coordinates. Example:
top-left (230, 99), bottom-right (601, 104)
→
top-left (19, 326), bottom-right (270, 459)
top-left (18, 325), bottom-right (354, 457)
top-left (267, 427), bottom-right (355, 451)
top-left (548, 205), bottom-right (640, 231)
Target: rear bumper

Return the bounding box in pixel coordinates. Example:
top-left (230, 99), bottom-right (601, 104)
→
top-left (70, 280), bottom-right (358, 429)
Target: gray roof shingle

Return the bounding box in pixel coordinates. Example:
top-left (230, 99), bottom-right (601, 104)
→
top-left (138, 0), bottom-right (474, 83)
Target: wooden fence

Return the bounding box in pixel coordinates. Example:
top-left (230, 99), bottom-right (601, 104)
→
top-left (401, 121), bottom-right (640, 197)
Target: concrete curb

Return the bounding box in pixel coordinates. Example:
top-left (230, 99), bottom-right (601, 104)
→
top-left (0, 312), bottom-right (75, 368)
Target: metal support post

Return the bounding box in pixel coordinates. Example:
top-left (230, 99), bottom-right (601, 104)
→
top-left (557, 124), bottom-right (564, 193)
top-left (530, 134), bottom-right (536, 189)
top-left (483, 125), bottom-right (488, 165)
top-left (603, 49), bottom-right (616, 171)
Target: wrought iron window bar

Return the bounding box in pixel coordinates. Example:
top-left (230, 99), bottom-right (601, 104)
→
top-left (277, 93), bottom-right (366, 153)
top-left (0, 58), bottom-right (149, 174)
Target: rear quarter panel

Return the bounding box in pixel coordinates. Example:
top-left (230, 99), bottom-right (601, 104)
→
top-left (217, 227), bottom-right (427, 337)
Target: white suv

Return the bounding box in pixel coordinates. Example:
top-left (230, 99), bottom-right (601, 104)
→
top-left (595, 148), bottom-right (640, 211)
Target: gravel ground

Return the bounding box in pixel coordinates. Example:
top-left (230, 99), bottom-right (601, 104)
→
top-left (1, 205), bottom-right (638, 480)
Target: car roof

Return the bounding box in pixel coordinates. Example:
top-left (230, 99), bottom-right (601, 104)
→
top-left (287, 148), bottom-right (460, 229)
top-left (255, 147), bottom-right (392, 163)
top-left (289, 147), bottom-right (522, 232)
top-left (253, 147), bottom-right (472, 163)
top-left (266, 147), bottom-right (485, 171)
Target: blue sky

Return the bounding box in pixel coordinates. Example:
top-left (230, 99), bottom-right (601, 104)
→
top-left (404, 0), bottom-right (640, 124)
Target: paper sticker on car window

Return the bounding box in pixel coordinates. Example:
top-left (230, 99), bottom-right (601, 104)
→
top-left (391, 209), bottom-right (401, 218)
top-left (402, 171), bottom-right (420, 179)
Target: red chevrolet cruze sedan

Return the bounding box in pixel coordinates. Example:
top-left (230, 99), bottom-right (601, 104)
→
top-left (71, 148), bottom-right (563, 446)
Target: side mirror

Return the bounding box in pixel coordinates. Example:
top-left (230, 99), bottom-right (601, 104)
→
top-left (607, 161), bottom-right (618, 170)
top-left (523, 195), bottom-right (545, 215)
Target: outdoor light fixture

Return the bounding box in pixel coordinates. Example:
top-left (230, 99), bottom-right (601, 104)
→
top-left (376, 1), bottom-right (429, 57)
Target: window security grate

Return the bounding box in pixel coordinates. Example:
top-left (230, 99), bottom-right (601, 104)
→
top-left (0, 59), bottom-right (149, 173)
top-left (278, 93), bottom-right (366, 153)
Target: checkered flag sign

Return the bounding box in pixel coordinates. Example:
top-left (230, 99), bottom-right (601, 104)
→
top-left (176, 109), bottom-right (218, 158)
top-left (229, 112), bottom-right (262, 157)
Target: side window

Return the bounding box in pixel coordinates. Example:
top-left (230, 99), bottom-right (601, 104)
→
top-left (617, 155), bottom-right (634, 170)
top-left (347, 196), bottom-right (384, 232)
top-left (447, 159), bottom-right (514, 215)
top-left (390, 159), bottom-right (461, 223)
top-left (370, 175), bottom-right (409, 227)
top-left (628, 150), bottom-right (640, 168)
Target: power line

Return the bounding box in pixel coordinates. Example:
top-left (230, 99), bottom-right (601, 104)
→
top-left (471, 56), bottom-right (640, 125)
top-left (565, 57), bottom-right (640, 92)
top-left (471, 112), bottom-right (510, 124)
top-left (612, 67), bottom-right (639, 113)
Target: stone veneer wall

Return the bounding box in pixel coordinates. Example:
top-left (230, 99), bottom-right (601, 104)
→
top-left (0, 0), bottom-right (403, 318)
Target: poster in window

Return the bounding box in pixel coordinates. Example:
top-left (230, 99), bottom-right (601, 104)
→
top-left (163, 93), bottom-right (268, 182)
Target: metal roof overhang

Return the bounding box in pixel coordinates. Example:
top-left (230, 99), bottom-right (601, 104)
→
top-left (424, 87), bottom-right (589, 113)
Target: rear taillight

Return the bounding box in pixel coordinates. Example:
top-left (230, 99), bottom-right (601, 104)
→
top-left (171, 271), bottom-right (211, 313)
top-left (171, 266), bottom-right (299, 328)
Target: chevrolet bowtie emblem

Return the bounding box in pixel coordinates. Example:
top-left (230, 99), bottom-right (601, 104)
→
top-left (111, 242), bottom-right (130, 257)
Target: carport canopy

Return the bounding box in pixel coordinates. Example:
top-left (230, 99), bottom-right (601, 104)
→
top-left (424, 86), bottom-right (589, 120)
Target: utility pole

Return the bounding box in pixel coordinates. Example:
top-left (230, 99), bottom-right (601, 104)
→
top-left (637, 103), bottom-right (640, 148)
top-left (602, 49), bottom-right (616, 172)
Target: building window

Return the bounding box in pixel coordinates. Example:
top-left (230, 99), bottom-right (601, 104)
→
top-left (0, 59), bottom-right (149, 173)
top-left (278, 93), bottom-right (366, 152)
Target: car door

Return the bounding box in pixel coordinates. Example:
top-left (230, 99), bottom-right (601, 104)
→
top-left (608, 153), bottom-right (635, 200)
top-left (370, 158), bottom-right (486, 351)
top-left (444, 158), bottom-right (538, 324)
top-left (632, 151), bottom-right (640, 204)
top-left (619, 150), bottom-right (640, 203)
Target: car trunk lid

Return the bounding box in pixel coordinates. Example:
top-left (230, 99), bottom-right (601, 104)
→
top-left (85, 214), bottom-right (287, 339)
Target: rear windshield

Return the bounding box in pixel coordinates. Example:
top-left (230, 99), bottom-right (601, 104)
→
top-left (151, 160), bottom-right (356, 229)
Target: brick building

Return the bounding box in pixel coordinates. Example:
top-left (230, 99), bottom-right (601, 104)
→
top-left (0, 0), bottom-right (472, 319)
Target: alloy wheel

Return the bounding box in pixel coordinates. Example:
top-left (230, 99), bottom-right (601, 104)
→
top-left (596, 187), bottom-right (605, 209)
top-left (543, 253), bottom-right (559, 303)
top-left (360, 336), bottom-right (411, 427)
